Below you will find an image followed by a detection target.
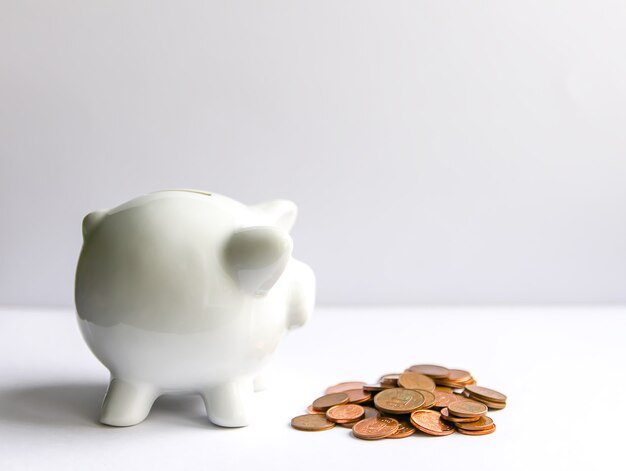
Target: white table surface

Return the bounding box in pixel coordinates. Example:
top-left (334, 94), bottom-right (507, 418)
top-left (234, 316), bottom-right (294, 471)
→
top-left (0, 305), bottom-right (624, 470)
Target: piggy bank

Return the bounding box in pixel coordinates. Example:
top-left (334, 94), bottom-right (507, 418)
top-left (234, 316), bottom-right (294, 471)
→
top-left (75, 190), bottom-right (315, 427)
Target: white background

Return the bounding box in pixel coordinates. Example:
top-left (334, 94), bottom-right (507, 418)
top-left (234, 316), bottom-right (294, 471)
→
top-left (2, 4), bottom-right (625, 470)
top-left (1, 1), bottom-right (626, 306)
top-left (1, 306), bottom-right (624, 471)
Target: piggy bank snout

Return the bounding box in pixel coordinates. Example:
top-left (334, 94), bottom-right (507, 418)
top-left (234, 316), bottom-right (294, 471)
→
top-left (286, 260), bottom-right (316, 330)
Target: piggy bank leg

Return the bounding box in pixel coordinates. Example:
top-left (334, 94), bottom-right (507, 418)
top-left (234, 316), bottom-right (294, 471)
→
top-left (100, 378), bottom-right (159, 427)
top-left (253, 366), bottom-right (272, 392)
top-left (202, 379), bottom-right (254, 427)
top-left (253, 374), bottom-right (267, 392)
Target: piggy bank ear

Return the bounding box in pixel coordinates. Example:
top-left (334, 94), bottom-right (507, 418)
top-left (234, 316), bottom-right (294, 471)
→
top-left (224, 226), bottom-right (293, 296)
top-left (251, 199), bottom-right (297, 232)
top-left (82, 210), bottom-right (107, 239)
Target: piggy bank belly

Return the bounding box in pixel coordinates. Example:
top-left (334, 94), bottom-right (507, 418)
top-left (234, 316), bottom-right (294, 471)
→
top-left (75, 196), bottom-right (289, 390)
top-left (77, 299), bottom-right (288, 391)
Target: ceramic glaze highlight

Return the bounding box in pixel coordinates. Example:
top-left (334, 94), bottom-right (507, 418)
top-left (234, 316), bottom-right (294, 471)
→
top-left (75, 190), bottom-right (315, 427)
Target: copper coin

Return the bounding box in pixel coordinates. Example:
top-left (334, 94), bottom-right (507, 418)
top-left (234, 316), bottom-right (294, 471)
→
top-left (398, 372), bottom-right (436, 392)
top-left (456, 424), bottom-right (496, 436)
top-left (435, 379), bottom-right (467, 389)
top-left (448, 400), bottom-right (488, 418)
top-left (291, 414), bottom-right (336, 431)
top-left (344, 388), bottom-right (372, 404)
top-left (465, 385), bottom-right (507, 403)
top-left (325, 381), bottom-right (367, 394)
top-left (407, 364), bottom-right (450, 379)
top-left (468, 395), bottom-right (507, 410)
top-left (338, 406), bottom-right (379, 428)
top-left (352, 417), bottom-right (399, 440)
top-left (455, 415), bottom-right (494, 431)
top-left (363, 406), bottom-right (381, 419)
top-left (410, 410), bottom-right (455, 436)
top-left (436, 386), bottom-right (454, 393)
top-left (415, 389), bottom-right (436, 409)
top-left (312, 392), bottom-right (349, 411)
top-left (378, 374), bottom-right (401, 387)
top-left (433, 390), bottom-right (459, 409)
top-left (440, 407), bottom-right (481, 423)
top-left (338, 421), bottom-right (358, 428)
top-left (326, 404), bottom-right (365, 423)
top-left (363, 384), bottom-right (386, 392)
top-left (306, 405), bottom-right (325, 415)
top-left (374, 388), bottom-right (425, 414)
top-left (446, 369), bottom-right (473, 383)
top-left (387, 420), bottom-right (416, 439)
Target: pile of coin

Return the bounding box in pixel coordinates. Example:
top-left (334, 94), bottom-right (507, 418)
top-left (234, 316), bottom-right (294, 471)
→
top-left (290, 364), bottom-right (507, 440)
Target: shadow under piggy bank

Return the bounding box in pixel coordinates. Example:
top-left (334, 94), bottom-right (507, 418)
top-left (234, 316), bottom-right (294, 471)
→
top-left (0, 382), bottom-right (221, 429)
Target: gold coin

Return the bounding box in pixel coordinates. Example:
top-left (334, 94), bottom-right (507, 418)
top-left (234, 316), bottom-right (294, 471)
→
top-left (456, 424), bottom-right (496, 436)
top-left (440, 407), bottom-right (481, 423)
top-left (352, 417), bottom-right (399, 440)
top-left (465, 385), bottom-right (507, 403)
top-left (312, 392), bottom-right (349, 411)
top-left (410, 410), bottom-right (455, 436)
top-left (455, 415), bottom-right (494, 431)
top-left (406, 364), bottom-right (450, 379)
top-left (398, 372), bottom-right (436, 391)
top-left (387, 420), bottom-right (416, 439)
top-left (448, 400), bottom-right (488, 418)
top-left (374, 388), bottom-right (425, 414)
top-left (325, 382), bottom-right (367, 394)
top-left (291, 414), bottom-right (336, 431)
top-left (326, 404), bottom-right (365, 423)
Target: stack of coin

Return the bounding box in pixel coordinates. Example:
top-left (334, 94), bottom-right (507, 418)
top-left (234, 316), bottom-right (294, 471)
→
top-left (440, 400), bottom-right (496, 435)
top-left (290, 364), bottom-right (507, 440)
top-left (462, 385), bottom-right (507, 410)
top-left (406, 364), bottom-right (476, 389)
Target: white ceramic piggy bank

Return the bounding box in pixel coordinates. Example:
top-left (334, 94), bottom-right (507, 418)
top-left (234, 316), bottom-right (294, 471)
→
top-left (75, 190), bottom-right (315, 427)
